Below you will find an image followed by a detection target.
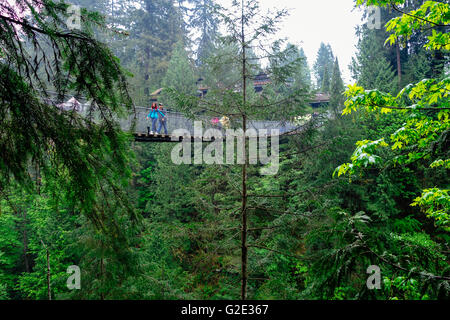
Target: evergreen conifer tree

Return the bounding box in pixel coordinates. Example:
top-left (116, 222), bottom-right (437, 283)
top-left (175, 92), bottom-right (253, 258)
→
top-left (162, 42), bottom-right (197, 107)
top-left (313, 42), bottom-right (334, 92)
top-left (329, 58), bottom-right (345, 115)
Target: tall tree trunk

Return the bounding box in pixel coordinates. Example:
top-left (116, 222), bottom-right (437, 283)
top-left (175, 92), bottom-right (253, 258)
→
top-left (35, 162), bottom-right (41, 195)
top-left (396, 43), bottom-right (402, 88)
top-left (22, 210), bottom-right (30, 273)
top-left (431, 27), bottom-right (445, 79)
top-left (100, 256), bottom-right (105, 300)
top-left (240, 0), bottom-right (248, 301)
top-left (100, 239), bottom-right (105, 300)
top-left (241, 113), bottom-right (248, 301)
top-left (41, 241), bottom-right (51, 300)
top-left (111, 0), bottom-right (114, 28)
top-left (43, 244), bottom-right (51, 300)
top-left (144, 47), bottom-right (150, 102)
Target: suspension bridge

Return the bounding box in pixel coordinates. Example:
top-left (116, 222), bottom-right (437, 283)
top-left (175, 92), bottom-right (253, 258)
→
top-left (54, 96), bottom-right (307, 143)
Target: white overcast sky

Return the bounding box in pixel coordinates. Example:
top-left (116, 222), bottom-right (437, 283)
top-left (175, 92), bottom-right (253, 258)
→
top-left (218, 0), bottom-right (366, 84)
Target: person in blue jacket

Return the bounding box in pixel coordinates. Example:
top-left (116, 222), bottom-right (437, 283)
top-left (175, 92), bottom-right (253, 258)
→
top-left (147, 102), bottom-right (158, 134)
top-left (157, 103), bottom-right (168, 135)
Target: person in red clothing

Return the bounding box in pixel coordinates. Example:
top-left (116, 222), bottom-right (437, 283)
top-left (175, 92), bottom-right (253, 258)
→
top-left (147, 102), bottom-right (158, 134)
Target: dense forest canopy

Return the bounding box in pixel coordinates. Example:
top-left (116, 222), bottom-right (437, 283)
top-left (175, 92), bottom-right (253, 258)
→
top-left (0, 0), bottom-right (448, 301)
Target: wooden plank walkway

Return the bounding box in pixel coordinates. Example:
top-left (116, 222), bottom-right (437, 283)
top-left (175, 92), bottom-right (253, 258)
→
top-left (133, 133), bottom-right (220, 143)
top-left (133, 129), bottom-right (299, 143)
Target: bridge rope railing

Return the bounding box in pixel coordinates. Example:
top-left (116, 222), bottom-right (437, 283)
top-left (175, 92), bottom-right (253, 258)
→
top-left (40, 91), bottom-right (302, 136)
top-left (125, 107), bottom-right (299, 136)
